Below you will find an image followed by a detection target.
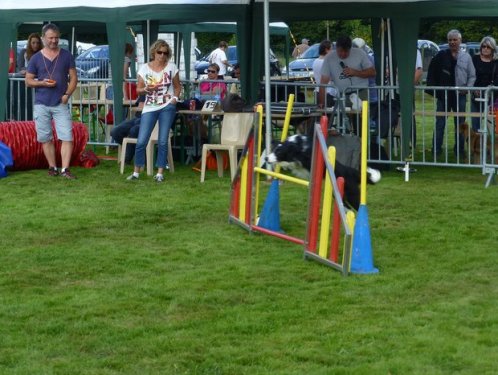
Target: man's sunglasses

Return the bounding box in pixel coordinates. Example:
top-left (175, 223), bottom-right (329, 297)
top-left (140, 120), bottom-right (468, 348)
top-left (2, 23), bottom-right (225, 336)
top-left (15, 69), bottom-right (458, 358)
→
top-left (207, 69), bottom-right (218, 73)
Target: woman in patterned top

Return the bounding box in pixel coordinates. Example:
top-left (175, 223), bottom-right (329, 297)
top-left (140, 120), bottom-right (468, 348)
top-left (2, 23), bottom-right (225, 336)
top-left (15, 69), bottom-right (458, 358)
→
top-left (127, 39), bottom-right (181, 183)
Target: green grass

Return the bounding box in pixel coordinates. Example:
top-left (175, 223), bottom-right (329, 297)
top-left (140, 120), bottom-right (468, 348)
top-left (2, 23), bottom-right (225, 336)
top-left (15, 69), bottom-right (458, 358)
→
top-left (1, 160), bottom-right (498, 374)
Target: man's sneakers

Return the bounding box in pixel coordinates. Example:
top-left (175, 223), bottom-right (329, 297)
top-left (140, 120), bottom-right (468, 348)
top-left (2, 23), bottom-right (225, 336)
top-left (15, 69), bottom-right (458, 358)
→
top-left (154, 174), bottom-right (164, 183)
top-left (48, 167), bottom-right (76, 179)
top-left (60, 169), bottom-right (77, 179)
top-left (127, 174), bottom-right (139, 181)
top-left (48, 167), bottom-right (59, 177)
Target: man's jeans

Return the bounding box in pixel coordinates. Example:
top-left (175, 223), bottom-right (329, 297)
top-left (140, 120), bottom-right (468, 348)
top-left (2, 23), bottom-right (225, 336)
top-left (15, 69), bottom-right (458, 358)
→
top-left (134, 104), bottom-right (176, 168)
top-left (433, 94), bottom-right (467, 155)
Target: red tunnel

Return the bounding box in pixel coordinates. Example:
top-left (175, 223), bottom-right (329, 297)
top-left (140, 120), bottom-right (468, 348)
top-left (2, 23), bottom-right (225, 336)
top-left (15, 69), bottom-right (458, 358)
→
top-left (0, 121), bottom-right (88, 170)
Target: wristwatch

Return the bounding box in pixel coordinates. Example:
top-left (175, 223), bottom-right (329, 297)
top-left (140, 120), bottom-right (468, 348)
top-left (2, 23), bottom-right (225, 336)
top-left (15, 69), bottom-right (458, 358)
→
top-left (64, 93), bottom-right (71, 98)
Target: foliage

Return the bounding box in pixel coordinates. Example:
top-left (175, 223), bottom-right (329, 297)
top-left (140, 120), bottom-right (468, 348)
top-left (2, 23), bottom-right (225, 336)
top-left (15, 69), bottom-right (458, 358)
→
top-left (0, 158), bottom-right (497, 373)
top-left (419, 19), bottom-right (498, 44)
top-left (195, 32), bottom-right (234, 56)
top-left (287, 19), bottom-right (372, 47)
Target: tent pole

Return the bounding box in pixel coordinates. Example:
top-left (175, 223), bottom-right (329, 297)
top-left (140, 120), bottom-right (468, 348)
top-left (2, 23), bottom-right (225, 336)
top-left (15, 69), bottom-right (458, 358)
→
top-left (71, 27), bottom-right (75, 55)
top-left (380, 19), bottom-right (385, 100)
top-left (147, 20), bottom-right (150, 62)
top-left (263, 0), bottom-right (272, 165)
top-left (387, 18), bottom-right (394, 99)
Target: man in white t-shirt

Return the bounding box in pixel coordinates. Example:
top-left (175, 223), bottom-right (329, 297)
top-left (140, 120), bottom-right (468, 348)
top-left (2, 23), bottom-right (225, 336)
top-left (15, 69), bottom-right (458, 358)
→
top-left (209, 41), bottom-right (229, 78)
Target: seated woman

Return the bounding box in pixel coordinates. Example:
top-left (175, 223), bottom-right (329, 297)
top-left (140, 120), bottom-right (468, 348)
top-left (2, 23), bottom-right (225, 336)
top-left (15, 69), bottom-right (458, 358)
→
top-left (199, 63), bottom-right (227, 99)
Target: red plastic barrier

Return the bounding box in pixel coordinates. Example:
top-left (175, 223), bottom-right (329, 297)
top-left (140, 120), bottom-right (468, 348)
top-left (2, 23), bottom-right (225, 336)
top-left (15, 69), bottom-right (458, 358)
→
top-left (9, 48), bottom-right (15, 74)
top-left (0, 121), bottom-right (88, 170)
top-left (125, 82), bottom-right (138, 100)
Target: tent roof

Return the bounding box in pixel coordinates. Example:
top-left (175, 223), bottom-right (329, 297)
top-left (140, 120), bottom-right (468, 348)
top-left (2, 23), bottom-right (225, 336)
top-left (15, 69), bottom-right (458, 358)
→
top-left (254, 0), bottom-right (430, 2)
top-left (0, 0), bottom-right (250, 10)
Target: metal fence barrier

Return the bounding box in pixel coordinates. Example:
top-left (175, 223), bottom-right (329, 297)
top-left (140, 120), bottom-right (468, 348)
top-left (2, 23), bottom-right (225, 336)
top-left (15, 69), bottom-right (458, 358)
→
top-left (5, 76), bottom-right (241, 146)
top-left (5, 75), bottom-right (498, 185)
top-left (260, 80), bottom-right (498, 185)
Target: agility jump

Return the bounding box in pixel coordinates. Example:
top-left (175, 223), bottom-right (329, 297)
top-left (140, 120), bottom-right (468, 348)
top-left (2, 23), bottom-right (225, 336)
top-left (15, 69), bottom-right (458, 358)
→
top-left (228, 98), bottom-right (376, 275)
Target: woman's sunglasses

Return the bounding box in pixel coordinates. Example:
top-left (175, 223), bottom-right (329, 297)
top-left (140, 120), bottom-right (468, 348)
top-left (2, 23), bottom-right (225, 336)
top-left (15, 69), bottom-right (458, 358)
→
top-left (156, 50), bottom-right (168, 56)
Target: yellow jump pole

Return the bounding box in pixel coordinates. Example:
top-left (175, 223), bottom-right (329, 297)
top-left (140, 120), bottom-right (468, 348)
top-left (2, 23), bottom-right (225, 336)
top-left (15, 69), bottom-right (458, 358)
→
top-left (239, 153), bottom-right (249, 222)
top-left (360, 100), bottom-right (368, 205)
top-left (280, 93), bottom-right (295, 142)
top-left (254, 167), bottom-right (309, 187)
top-left (318, 146), bottom-right (336, 258)
top-left (345, 210), bottom-right (356, 270)
top-left (350, 100), bottom-right (378, 274)
top-left (254, 105), bottom-right (264, 224)
top-left (275, 94), bottom-right (295, 174)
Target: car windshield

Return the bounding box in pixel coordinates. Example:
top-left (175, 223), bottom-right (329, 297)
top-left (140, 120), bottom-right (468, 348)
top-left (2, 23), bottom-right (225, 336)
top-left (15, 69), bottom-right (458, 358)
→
top-left (78, 45), bottom-right (109, 59)
top-left (225, 46), bottom-right (276, 62)
top-left (300, 44), bottom-right (319, 59)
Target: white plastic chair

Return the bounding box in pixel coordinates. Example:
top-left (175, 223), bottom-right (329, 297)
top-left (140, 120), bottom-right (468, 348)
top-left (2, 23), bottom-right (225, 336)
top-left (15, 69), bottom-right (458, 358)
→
top-left (200, 113), bottom-right (254, 182)
top-left (119, 122), bottom-right (174, 175)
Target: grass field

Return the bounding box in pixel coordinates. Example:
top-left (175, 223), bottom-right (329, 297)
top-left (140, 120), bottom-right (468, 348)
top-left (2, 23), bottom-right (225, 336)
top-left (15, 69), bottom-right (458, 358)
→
top-left (1, 159), bottom-right (497, 374)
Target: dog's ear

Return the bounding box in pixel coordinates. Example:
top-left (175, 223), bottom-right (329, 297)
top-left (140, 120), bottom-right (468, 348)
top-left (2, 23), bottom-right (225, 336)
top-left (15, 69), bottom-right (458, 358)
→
top-left (270, 140), bottom-right (282, 150)
top-left (459, 123), bottom-right (469, 138)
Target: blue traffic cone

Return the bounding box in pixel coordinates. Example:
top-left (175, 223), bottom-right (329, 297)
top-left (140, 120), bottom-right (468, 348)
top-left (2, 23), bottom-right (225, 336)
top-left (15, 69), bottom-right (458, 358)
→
top-left (257, 179), bottom-right (282, 232)
top-left (351, 205), bottom-right (378, 274)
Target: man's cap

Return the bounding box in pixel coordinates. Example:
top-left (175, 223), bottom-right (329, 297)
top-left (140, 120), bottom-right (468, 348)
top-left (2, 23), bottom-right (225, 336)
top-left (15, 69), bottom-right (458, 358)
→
top-left (352, 37), bottom-right (366, 49)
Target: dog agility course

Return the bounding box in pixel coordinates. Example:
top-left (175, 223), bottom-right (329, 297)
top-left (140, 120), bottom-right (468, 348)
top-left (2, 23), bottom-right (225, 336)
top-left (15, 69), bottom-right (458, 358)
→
top-left (228, 97), bottom-right (377, 276)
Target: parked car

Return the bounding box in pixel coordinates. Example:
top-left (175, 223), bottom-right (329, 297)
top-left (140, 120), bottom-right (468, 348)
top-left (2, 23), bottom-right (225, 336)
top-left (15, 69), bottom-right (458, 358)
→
top-left (437, 41), bottom-right (480, 57)
top-left (194, 45), bottom-right (281, 78)
top-left (465, 42), bottom-right (481, 57)
top-left (284, 39), bottom-right (437, 82)
top-left (286, 43), bottom-right (320, 79)
top-left (285, 41), bottom-right (373, 80)
top-left (438, 42), bottom-right (469, 53)
top-left (75, 44), bottom-right (110, 79)
top-left (417, 39), bottom-right (440, 80)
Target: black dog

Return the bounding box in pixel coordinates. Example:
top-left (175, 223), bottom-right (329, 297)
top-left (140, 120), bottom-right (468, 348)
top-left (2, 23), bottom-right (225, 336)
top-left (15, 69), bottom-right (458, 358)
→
top-left (266, 134), bottom-right (381, 210)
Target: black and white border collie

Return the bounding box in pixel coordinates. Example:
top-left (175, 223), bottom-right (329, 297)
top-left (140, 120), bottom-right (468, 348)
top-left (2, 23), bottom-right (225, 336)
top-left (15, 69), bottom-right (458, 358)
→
top-left (266, 134), bottom-right (381, 210)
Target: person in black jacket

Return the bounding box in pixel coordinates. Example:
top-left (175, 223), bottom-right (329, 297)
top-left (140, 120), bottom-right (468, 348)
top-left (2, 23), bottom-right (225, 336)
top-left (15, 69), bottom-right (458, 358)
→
top-left (426, 29), bottom-right (475, 157)
top-left (470, 36), bottom-right (498, 132)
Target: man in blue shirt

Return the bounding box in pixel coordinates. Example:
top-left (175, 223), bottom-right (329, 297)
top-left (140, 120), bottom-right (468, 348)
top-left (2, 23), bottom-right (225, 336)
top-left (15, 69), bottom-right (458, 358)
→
top-left (25, 23), bottom-right (78, 179)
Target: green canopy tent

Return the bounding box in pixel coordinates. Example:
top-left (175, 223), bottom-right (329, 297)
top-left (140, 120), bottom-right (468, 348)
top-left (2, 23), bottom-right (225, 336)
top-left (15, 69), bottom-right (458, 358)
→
top-left (0, 0), bottom-right (254, 123)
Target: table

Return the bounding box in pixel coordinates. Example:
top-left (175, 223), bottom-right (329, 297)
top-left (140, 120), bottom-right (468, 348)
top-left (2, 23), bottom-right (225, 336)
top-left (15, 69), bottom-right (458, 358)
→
top-left (177, 109), bottom-right (224, 164)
